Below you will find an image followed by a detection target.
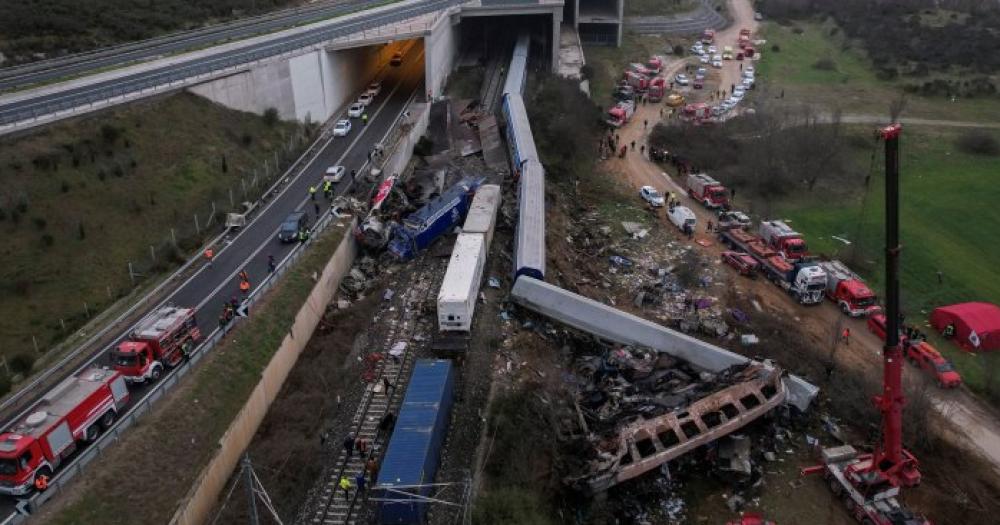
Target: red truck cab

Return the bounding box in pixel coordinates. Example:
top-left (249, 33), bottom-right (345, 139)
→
top-left (112, 306), bottom-right (201, 384)
top-left (646, 56), bottom-right (663, 74)
top-left (831, 279), bottom-right (878, 316)
top-left (0, 367), bottom-right (129, 496)
top-left (759, 220), bottom-right (808, 260)
top-left (905, 341), bottom-right (962, 388)
top-left (818, 260), bottom-right (879, 317)
top-left (647, 78), bottom-right (666, 102)
top-left (739, 28), bottom-right (752, 48)
top-left (623, 70), bottom-right (649, 91)
top-left (686, 173), bottom-right (729, 208)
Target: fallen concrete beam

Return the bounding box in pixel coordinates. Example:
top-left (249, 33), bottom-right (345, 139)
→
top-left (510, 277), bottom-right (819, 411)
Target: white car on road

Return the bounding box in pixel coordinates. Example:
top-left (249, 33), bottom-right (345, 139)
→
top-left (711, 59), bottom-right (723, 69)
top-left (367, 81), bottom-right (382, 97)
top-left (742, 77), bottom-right (755, 88)
top-left (347, 103), bottom-right (364, 118)
top-left (732, 88), bottom-right (746, 99)
top-left (708, 45), bottom-right (718, 54)
top-left (743, 66), bottom-right (756, 76)
top-left (358, 92), bottom-right (374, 106)
top-left (333, 119), bottom-right (352, 137)
top-left (640, 186), bottom-right (666, 207)
top-left (674, 74), bottom-right (690, 86)
top-left (712, 54), bottom-right (723, 63)
top-left (700, 54), bottom-right (710, 64)
top-left (325, 165), bottom-right (346, 182)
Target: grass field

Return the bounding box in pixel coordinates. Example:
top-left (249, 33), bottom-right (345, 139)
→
top-left (0, 93), bottom-right (298, 369)
top-left (774, 126), bottom-right (1000, 397)
top-left (756, 21), bottom-right (1000, 124)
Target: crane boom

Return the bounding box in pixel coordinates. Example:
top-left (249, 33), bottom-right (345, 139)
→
top-left (870, 123), bottom-right (922, 487)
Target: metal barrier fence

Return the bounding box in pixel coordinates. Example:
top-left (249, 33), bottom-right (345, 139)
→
top-left (9, 196), bottom-right (346, 525)
top-left (0, 117), bottom-right (332, 429)
top-left (0, 0), bottom-right (458, 130)
top-left (1, 89), bottom-right (420, 525)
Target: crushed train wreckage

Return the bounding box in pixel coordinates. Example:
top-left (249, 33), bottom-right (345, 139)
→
top-left (510, 277), bottom-right (819, 493)
top-left (563, 346), bottom-right (786, 494)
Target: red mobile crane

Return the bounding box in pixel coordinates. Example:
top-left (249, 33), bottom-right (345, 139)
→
top-left (803, 124), bottom-right (931, 525)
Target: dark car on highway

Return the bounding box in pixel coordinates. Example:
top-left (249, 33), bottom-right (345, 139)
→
top-left (277, 211), bottom-right (308, 242)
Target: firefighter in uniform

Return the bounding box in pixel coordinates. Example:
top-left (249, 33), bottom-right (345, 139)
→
top-left (34, 474), bottom-right (49, 492)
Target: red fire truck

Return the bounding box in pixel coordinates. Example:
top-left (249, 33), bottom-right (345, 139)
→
top-left (111, 306), bottom-right (202, 384)
top-left (686, 173), bottom-right (730, 209)
top-left (0, 367), bottom-right (129, 496)
top-left (758, 220), bottom-right (808, 260)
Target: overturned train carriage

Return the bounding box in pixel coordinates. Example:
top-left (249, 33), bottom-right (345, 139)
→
top-left (502, 33), bottom-right (530, 97)
top-left (511, 277), bottom-right (818, 494)
top-left (566, 361), bottom-right (786, 494)
top-left (515, 159), bottom-right (545, 280)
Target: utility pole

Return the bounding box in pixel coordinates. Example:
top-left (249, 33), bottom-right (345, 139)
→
top-left (242, 453), bottom-right (260, 525)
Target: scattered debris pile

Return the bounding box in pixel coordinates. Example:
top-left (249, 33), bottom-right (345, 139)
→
top-left (556, 343), bottom-right (787, 494)
top-left (558, 210), bottom-right (736, 339)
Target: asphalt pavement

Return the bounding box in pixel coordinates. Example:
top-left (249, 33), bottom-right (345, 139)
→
top-left (0, 0), bottom-right (450, 126)
top-left (0, 45), bottom-right (425, 518)
top-left (0, 0), bottom-right (384, 92)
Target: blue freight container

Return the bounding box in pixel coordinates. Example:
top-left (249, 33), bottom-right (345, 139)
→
top-left (376, 359), bottom-right (455, 525)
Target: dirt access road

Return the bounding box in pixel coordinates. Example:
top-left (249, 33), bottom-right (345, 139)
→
top-left (604, 0), bottom-right (1000, 476)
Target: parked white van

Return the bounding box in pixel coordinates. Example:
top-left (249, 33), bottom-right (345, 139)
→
top-left (668, 205), bottom-right (697, 233)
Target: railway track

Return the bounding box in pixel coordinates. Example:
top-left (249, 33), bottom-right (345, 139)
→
top-left (307, 254), bottom-right (447, 525)
top-left (479, 56), bottom-right (506, 115)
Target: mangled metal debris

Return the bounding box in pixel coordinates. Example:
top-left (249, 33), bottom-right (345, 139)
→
top-left (510, 277), bottom-right (818, 411)
top-left (562, 346), bottom-right (787, 494)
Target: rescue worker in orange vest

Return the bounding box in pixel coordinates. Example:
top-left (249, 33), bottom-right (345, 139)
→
top-left (239, 279), bottom-right (251, 295)
top-left (34, 473), bottom-right (49, 491)
top-left (842, 327), bottom-right (851, 345)
top-left (204, 248), bottom-right (214, 268)
top-left (238, 269), bottom-right (249, 283)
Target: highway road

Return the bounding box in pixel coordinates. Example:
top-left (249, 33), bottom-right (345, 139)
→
top-left (0, 44), bottom-right (426, 519)
top-left (0, 0), bottom-right (387, 92)
top-left (0, 0), bottom-right (451, 127)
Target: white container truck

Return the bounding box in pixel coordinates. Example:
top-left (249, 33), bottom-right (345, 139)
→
top-left (462, 185), bottom-right (501, 248)
top-left (437, 233), bottom-right (487, 332)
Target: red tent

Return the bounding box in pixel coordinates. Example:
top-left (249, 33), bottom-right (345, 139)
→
top-left (930, 302), bottom-right (1000, 352)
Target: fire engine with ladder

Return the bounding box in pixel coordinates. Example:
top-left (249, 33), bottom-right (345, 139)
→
top-left (0, 367), bottom-right (129, 496)
top-left (802, 124), bottom-right (931, 525)
top-left (111, 305), bottom-right (201, 384)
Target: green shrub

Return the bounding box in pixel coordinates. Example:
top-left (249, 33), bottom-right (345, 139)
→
top-left (263, 107), bottom-right (280, 127)
top-left (956, 130), bottom-right (1000, 156)
top-left (813, 57), bottom-right (838, 71)
top-left (8, 353), bottom-right (35, 375)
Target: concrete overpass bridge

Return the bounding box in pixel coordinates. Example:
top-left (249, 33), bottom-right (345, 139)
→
top-left (0, 0), bottom-right (625, 135)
